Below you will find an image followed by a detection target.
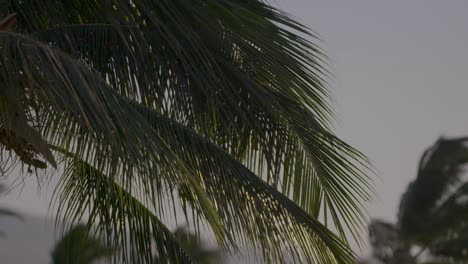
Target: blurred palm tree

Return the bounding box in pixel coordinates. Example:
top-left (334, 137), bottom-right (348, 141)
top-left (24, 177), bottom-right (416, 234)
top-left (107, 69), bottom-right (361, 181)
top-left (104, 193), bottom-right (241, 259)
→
top-left (0, 184), bottom-right (22, 237)
top-left (364, 137), bottom-right (468, 263)
top-left (154, 227), bottom-right (222, 264)
top-left (51, 225), bottom-right (115, 264)
top-left (0, 1), bottom-right (372, 262)
top-left (172, 227), bottom-right (221, 264)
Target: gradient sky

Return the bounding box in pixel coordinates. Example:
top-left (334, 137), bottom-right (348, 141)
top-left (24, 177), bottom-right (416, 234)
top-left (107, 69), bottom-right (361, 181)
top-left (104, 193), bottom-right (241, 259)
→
top-left (1, 0), bottom-right (468, 262)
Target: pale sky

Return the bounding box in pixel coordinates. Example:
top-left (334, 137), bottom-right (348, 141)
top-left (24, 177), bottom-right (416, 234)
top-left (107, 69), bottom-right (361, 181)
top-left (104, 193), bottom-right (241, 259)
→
top-left (2, 0), bottom-right (468, 262)
top-left (275, 0), bottom-right (468, 222)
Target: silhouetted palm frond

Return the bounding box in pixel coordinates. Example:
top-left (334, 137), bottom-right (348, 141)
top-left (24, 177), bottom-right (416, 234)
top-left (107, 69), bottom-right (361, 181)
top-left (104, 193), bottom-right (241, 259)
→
top-left (0, 1), bottom-right (373, 262)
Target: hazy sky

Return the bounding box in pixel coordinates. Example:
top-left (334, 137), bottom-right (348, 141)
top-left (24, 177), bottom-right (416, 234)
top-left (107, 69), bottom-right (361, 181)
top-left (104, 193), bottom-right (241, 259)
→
top-left (275, 0), bottom-right (468, 222)
top-left (1, 0), bottom-right (468, 262)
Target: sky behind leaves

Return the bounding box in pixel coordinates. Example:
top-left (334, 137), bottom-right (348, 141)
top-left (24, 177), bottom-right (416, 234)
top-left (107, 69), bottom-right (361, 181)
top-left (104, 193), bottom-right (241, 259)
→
top-left (1, 0), bottom-right (468, 262)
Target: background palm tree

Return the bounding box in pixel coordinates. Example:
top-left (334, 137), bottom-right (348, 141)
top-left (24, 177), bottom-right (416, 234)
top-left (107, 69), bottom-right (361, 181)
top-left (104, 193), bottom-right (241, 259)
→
top-left (172, 227), bottom-right (221, 264)
top-left (0, 184), bottom-right (22, 238)
top-left (154, 227), bottom-right (222, 264)
top-left (51, 224), bottom-right (115, 264)
top-left (0, 1), bottom-right (372, 262)
top-left (364, 137), bottom-right (468, 263)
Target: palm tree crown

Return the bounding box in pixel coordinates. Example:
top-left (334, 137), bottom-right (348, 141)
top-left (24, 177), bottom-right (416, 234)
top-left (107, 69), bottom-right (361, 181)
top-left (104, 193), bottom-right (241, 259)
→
top-left (0, 1), bottom-right (371, 263)
top-left (51, 224), bottom-right (115, 264)
top-left (366, 137), bottom-right (468, 263)
top-left (0, 184), bottom-right (23, 238)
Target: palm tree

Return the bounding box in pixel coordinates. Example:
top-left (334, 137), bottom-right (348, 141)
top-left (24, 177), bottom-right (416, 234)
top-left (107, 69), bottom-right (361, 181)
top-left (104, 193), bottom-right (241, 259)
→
top-left (365, 137), bottom-right (468, 263)
top-left (0, 1), bottom-right (371, 263)
top-left (154, 227), bottom-right (222, 264)
top-left (51, 224), bottom-right (115, 264)
top-left (0, 184), bottom-right (23, 237)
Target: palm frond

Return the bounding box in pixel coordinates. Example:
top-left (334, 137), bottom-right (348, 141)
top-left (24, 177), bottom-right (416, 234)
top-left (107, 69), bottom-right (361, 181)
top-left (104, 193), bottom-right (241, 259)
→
top-left (3, 0), bottom-right (373, 245)
top-left (0, 31), bottom-right (356, 262)
top-left (128, 100), bottom-right (356, 263)
top-left (54, 155), bottom-right (195, 264)
top-left (0, 0), bottom-right (374, 262)
top-left (0, 31), bottom-right (227, 245)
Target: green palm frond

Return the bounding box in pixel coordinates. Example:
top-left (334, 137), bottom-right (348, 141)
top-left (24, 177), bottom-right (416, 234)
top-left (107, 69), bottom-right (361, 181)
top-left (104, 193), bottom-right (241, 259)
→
top-left (54, 155), bottom-right (195, 264)
top-left (11, 0), bottom-right (372, 244)
top-left (0, 0), bottom-right (373, 263)
top-left (128, 100), bottom-right (357, 263)
top-left (0, 30), bottom-right (227, 248)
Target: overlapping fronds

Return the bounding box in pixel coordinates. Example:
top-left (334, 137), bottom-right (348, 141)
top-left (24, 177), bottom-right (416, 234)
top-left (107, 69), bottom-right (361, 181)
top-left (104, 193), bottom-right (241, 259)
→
top-left (0, 0), bottom-right (373, 262)
top-left (129, 100), bottom-right (357, 263)
top-left (7, 0), bottom-right (370, 243)
top-left (0, 31), bottom-right (358, 262)
top-left (55, 156), bottom-right (195, 263)
top-left (0, 31), bottom-right (226, 245)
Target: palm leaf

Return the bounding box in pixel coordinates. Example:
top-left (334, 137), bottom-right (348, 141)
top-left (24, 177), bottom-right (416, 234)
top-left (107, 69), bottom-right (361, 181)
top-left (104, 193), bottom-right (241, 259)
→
top-left (0, 0), bottom-right (373, 262)
top-left (0, 31), bottom-right (356, 262)
top-left (0, 30), bottom-right (227, 246)
top-left (128, 99), bottom-right (357, 263)
top-left (53, 155), bottom-right (195, 263)
top-left (3, 0), bottom-right (372, 245)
